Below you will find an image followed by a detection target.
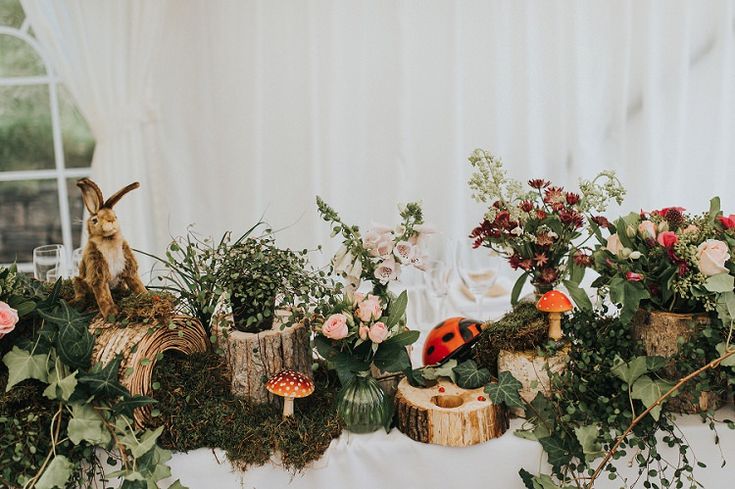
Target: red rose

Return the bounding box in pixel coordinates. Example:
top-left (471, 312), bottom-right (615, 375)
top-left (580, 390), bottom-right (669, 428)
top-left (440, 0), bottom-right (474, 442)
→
top-left (625, 272), bottom-right (644, 282)
top-left (718, 214), bottom-right (735, 229)
top-left (656, 231), bottom-right (678, 248)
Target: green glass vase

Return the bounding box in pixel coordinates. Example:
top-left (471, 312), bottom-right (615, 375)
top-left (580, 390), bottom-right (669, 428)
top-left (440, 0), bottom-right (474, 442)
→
top-left (337, 372), bottom-right (391, 433)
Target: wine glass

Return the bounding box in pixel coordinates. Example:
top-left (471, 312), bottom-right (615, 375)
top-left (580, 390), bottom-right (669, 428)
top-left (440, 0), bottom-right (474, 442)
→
top-left (455, 243), bottom-right (501, 320)
top-left (423, 259), bottom-right (453, 323)
top-left (33, 244), bottom-right (66, 282)
top-left (71, 247), bottom-right (84, 277)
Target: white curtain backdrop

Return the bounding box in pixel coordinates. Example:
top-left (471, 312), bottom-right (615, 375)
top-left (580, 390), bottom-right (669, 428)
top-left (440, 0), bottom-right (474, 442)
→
top-left (21, 0), bottom-right (168, 273)
top-left (23, 0), bottom-right (735, 263)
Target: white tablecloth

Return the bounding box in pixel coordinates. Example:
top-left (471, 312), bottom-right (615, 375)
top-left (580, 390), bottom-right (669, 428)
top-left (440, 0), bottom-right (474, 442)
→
top-left (158, 280), bottom-right (735, 488)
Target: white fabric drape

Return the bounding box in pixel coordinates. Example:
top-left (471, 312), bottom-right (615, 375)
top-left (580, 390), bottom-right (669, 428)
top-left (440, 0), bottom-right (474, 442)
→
top-left (153, 0), bottom-right (735, 257)
top-left (21, 0), bottom-right (167, 274)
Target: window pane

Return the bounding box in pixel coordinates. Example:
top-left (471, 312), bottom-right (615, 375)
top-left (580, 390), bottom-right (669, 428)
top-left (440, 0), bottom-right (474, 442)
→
top-left (0, 179), bottom-right (62, 263)
top-left (67, 178), bottom-right (85, 250)
top-left (0, 0), bottom-right (23, 29)
top-left (0, 84), bottom-right (54, 171)
top-left (0, 33), bottom-right (45, 77)
top-left (59, 86), bottom-right (95, 168)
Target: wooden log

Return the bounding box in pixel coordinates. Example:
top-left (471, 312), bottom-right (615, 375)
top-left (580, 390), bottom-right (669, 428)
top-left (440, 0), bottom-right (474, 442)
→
top-left (631, 309), bottom-right (722, 413)
top-left (395, 378), bottom-right (508, 446)
top-left (497, 346), bottom-right (570, 416)
top-left (211, 297), bottom-right (311, 404)
top-left (89, 315), bottom-right (209, 426)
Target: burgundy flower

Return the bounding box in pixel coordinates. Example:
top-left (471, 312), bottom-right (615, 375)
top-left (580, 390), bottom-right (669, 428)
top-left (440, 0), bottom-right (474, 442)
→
top-left (528, 179), bottom-right (550, 189)
top-left (519, 200), bottom-right (534, 212)
top-left (551, 202), bottom-right (565, 213)
top-left (536, 233), bottom-right (555, 247)
top-left (519, 259), bottom-right (533, 270)
top-left (540, 268), bottom-right (558, 284)
top-left (626, 272), bottom-right (644, 282)
top-left (535, 209), bottom-right (547, 220)
top-left (678, 262), bottom-right (689, 276)
top-left (664, 208), bottom-right (686, 230)
top-left (543, 186), bottom-right (565, 204)
top-left (560, 209), bottom-right (584, 228)
top-left (509, 254), bottom-right (521, 270)
top-left (590, 215), bottom-right (610, 228)
top-left (573, 251), bottom-right (592, 267)
top-left (534, 253), bottom-right (549, 266)
top-left (566, 192), bottom-right (580, 205)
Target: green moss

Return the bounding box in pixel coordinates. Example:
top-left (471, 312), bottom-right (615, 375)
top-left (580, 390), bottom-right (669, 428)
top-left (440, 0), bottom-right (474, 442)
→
top-left (473, 301), bottom-right (547, 375)
top-left (149, 351), bottom-right (343, 472)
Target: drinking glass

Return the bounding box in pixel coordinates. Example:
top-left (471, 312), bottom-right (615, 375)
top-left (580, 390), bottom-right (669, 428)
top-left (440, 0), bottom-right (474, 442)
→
top-left (71, 247), bottom-right (84, 277)
top-left (455, 244), bottom-right (500, 320)
top-left (33, 244), bottom-right (66, 282)
top-left (423, 259), bottom-right (452, 323)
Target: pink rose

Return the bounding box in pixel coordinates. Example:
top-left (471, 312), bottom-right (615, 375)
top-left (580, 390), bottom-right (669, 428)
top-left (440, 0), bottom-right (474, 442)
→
top-left (606, 234), bottom-right (624, 256)
top-left (368, 321), bottom-right (389, 343)
top-left (696, 239), bottom-right (730, 276)
top-left (321, 314), bottom-right (349, 340)
top-left (358, 324), bottom-right (370, 341)
top-left (625, 272), bottom-right (644, 282)
top-left (638, 220), bottom-right (657, 240)
top-left (719, 214), bottom-right (735, 230)
top-left (356, 294), bottom-right (382, 322)
top-left (0, 301), bottom-right (19, 338)
top-left (657, 231), bottom-right (678, 248)
top-left (374, 256), bottom-right (400, 284)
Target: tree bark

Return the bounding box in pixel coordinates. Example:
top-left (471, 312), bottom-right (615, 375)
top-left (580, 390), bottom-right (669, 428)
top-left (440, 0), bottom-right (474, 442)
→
top-left (395, 378), bottom-right (508, 446)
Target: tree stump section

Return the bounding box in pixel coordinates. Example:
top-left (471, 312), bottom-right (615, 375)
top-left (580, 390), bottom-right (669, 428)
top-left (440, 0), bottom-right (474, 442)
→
top-left (632, 309), bottom-right (721, 413)
top-left (90, 315), bottom-right (209, 426)
top-left (395, 378), bottom-right (508, 447)
top-left (211, 298), bottom-right (311, 404)
top-left (497, 346), bottom-right (569, 417)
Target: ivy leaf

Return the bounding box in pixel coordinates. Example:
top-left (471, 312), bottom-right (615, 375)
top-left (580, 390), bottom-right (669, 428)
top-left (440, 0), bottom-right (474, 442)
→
top-left (485, 371), bottom-right (523, 408)
top-left (38, 300), bottom-right (95, 369)
top-left (3, 346), bottom-right (49, 391)
top-left (526, 392), bottom-right (555, 440)
top-left (704, 273), bottom-right (734, 293)
top-left (122, 425), bottom-right (165, 459)
top-left (715, 343), bottom-right (735, 367)
top-left (385, 291), bottom-right (408, 328)
top-left (35, 455), bottom-right (74, 489)
top-left (421, 359), bottom-right (458, 382)
top-left (77, 356), bottom-right (130, 401)
top-left (68, 404), bottom-right (111, 445)
top-left (563, 280), bottom-right (593, 312)
top-left (708, 196), bottom-right (722, 222)
top-left (539, 436), bottom-right (572, 471)
top-left (43, 358), bottom-right (78, 401)
top-left (574, 424), bottom-right (604, 461)
top-left (631, 375), bottom-right (674, 420)
top-left (610, 356), bottom-right (649, 385)
top-left (608, 276), bottom-right (650, 325)
top-left (452, 359), bottom-right (491, 389)
top-left (112, 395), bottom-right (158, 418)
top-left (519, 468), bottom-right (536, 489)
top-left (167, 481), bottom-right (187, 489)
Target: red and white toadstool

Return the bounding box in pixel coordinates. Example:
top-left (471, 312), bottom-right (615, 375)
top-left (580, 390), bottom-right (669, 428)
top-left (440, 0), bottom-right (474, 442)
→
top-left (536, 290), bottom-right (573, 340)
top-left (265, 369), bottom-right (315, 418)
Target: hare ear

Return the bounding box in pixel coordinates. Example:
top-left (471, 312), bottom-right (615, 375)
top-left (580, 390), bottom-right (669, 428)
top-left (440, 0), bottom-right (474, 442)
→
top-left (103, 182), bottom-right (140, 208)
top-left (77, 178), bottom-right (103, 214)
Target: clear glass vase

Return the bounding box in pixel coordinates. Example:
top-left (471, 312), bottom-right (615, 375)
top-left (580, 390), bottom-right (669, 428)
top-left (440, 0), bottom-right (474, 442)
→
top-left (337, 371), bottom-right (391, 433)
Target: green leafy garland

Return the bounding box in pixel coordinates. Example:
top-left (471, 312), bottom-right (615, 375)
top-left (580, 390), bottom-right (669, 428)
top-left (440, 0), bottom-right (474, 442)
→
top-left (1, 268), bottom-right (181, 489)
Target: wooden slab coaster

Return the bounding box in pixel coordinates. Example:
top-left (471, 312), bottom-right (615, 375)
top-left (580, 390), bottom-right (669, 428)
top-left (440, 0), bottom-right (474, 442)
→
top-left (395, 378), bottom-right (508, 447)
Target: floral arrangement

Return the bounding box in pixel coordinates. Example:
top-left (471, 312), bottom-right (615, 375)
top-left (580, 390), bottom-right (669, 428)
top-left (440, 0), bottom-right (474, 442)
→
top-left (591, 198), bottom-right (735, 324)
top-left (316, 196), bottom-right (431, 296)
top-left (467, 149), bottom-right (626, 304)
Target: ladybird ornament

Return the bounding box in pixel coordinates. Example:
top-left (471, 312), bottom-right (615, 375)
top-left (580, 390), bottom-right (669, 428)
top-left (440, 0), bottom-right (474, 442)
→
top-left (422, 317), bottom-right (484, 366)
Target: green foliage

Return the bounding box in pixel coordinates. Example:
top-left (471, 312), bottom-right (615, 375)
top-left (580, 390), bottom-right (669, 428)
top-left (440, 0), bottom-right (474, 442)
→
top-left (472, 301), bottom-right (547, 375)
top-left (485, 371), bottom-right (523, 409)
top-left (452, 359), bottom-right (491, 389)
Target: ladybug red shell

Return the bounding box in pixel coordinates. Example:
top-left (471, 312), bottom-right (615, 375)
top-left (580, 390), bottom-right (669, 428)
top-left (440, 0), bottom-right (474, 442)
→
top-left (422, 317), bottom-right (483, 366)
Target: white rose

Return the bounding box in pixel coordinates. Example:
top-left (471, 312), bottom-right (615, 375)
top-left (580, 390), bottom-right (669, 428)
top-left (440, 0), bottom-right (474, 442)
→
top-left (638, 220), bottom-right (657, 240)
top-left (696, 239), bottom-right (730, 276)
top-left (629, 251), bottom-right (642, 260)
top-left (606, 233), bottom-right (624, 256)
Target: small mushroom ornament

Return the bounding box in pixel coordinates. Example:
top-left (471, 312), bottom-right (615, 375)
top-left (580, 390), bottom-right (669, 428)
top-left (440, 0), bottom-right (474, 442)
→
top-left (265, 369), bottom-right (315, 418)
top-left (536, 290), bottom-right (573, 340)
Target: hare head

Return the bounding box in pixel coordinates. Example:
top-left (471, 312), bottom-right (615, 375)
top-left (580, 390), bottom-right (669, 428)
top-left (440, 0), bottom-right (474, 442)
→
top-left (77, 178), bottom-right (140, 239)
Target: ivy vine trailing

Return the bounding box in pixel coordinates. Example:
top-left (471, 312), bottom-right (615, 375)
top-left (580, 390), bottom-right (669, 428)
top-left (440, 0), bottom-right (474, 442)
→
top-left (486, 307), bottom-right (735, 489)
top-left (0, 266), bottom-right (182, 489)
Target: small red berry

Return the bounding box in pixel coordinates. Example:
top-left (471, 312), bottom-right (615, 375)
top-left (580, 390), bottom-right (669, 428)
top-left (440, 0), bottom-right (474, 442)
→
top-left (438, 386), bottom-right (446, 393)
top-left (477, 396), bottom-right (486, 401)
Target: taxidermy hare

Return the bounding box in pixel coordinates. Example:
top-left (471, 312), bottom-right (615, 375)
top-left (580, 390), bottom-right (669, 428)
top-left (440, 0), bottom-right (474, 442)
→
top-left (73, 178), bottom-right (147, 317)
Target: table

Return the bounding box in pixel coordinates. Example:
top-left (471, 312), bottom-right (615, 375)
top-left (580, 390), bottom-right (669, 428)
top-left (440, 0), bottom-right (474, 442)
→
top-left (157, 281), bottom-right (735, 488)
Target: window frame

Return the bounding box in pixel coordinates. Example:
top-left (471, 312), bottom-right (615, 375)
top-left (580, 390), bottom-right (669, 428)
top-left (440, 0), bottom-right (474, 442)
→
top-left (0, 16), bottom-right (91, 272)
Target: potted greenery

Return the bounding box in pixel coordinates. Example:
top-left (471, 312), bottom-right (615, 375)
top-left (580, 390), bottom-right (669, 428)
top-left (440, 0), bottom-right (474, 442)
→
top-left (588, 198), bottom-right (735, 412)
top-left (210, 233), bottom-right (334, 404)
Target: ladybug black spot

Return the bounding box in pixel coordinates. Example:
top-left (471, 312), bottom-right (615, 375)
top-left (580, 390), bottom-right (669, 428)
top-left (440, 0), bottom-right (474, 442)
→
top-left (426, 345), bottom-right (435, 356)
top-left (442, 332), bottom-right (455, 342)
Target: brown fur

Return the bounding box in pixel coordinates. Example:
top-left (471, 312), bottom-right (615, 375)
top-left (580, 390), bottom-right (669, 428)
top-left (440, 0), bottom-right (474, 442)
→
top-left (73, 178), bottom-right (146, 318)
